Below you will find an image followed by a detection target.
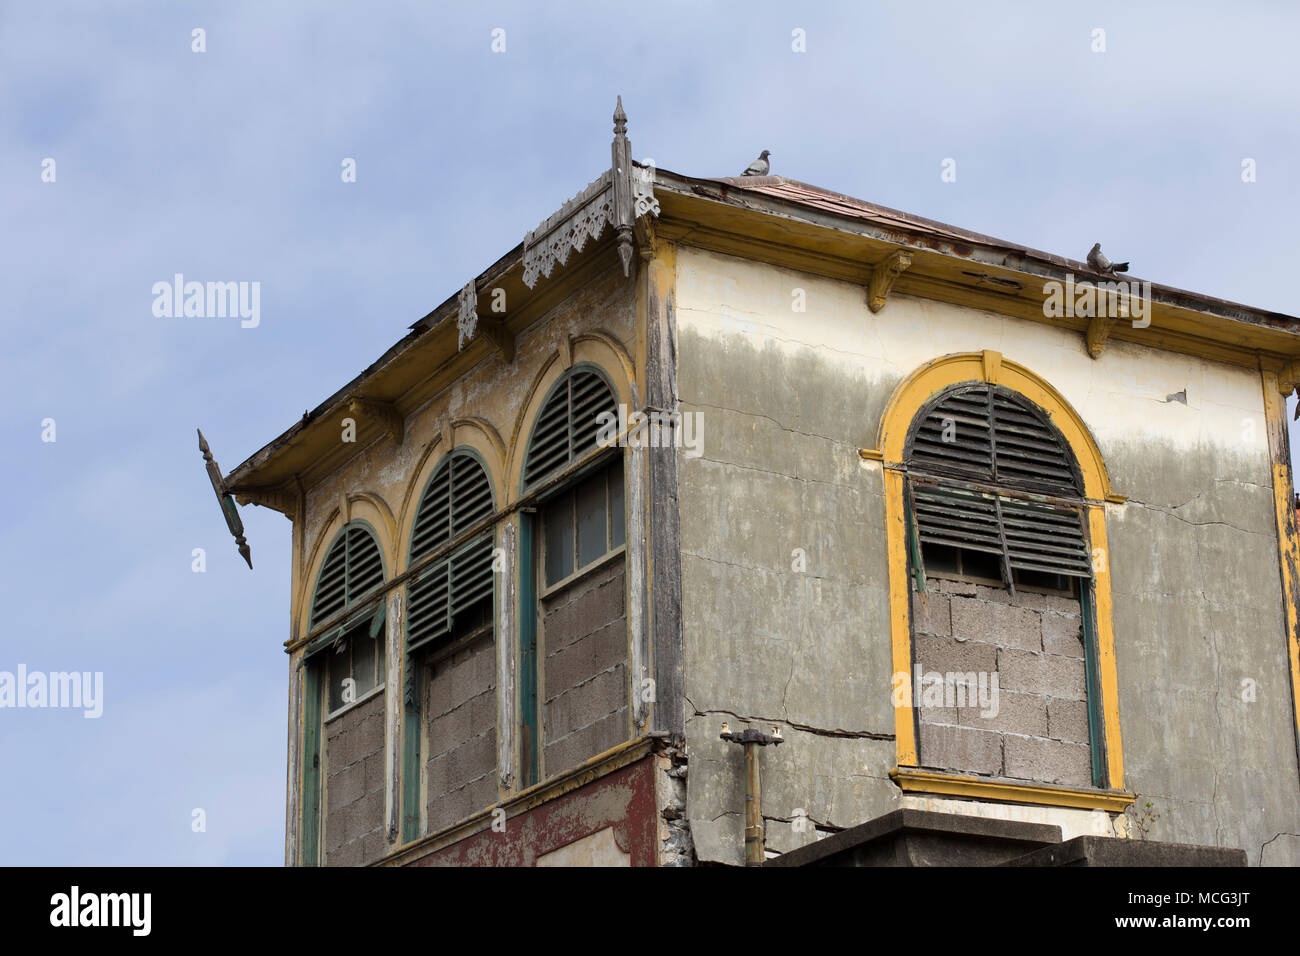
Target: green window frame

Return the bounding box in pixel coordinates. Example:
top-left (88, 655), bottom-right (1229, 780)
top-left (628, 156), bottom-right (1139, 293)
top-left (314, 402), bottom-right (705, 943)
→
top-left (300, 521), bottom-right (388, 865)
top-left (401, 448), bottom-right (497, 844)
top-left (516, 364), bottom-right (625, 788)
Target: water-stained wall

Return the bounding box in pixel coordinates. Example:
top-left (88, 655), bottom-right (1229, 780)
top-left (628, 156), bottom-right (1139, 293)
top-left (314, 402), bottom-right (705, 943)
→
top-left (674, 244), bottom-right (1300, 866)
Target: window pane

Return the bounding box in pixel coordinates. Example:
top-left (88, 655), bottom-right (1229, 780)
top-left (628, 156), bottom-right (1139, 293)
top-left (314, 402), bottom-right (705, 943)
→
top-left (352, 630), bottom-right (377, 697)
top-left (609, 459), bottom-right (625, 548)
top-left (328, 640), bottom-right (350, 712)
top-left (544, 495), bottom-right (574, 584)
top-left (576, 470), bottom-right (608, 569)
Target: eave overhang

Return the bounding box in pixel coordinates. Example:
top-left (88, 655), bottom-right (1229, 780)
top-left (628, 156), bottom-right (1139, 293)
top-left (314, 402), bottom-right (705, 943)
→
top-left (655, 170), bottom-right (1300, 363)
top-left (224, 165), bottom-right (1300, 513)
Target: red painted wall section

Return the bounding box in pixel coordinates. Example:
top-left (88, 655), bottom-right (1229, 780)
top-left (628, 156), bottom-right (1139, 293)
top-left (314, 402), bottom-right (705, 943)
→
top-left (404, 755), bottom-right (658, 866)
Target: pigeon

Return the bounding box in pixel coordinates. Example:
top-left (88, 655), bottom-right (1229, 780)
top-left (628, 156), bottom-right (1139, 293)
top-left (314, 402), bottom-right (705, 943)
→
top-left (1087, 243), bottom-right (1130, 275)
top-left (741, 150), bottom-right (771, 176)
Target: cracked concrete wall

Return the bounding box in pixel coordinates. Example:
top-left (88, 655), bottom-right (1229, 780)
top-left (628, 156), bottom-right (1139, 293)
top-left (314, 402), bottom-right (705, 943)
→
top-left (675, 245), bottom-right (1300, 866)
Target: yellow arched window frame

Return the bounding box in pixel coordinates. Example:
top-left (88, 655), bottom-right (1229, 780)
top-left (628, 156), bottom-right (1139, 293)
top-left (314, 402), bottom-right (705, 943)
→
top-left (869, 350), bottom-right (1134, 812)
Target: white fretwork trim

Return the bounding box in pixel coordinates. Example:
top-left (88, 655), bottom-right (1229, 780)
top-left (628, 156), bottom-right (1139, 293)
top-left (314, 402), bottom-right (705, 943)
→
top-left (457, 280), bottom-right (478, 351)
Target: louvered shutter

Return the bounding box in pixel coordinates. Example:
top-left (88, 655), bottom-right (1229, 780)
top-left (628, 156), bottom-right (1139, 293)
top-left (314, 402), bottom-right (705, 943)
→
top-left (909, 388), bottom-right (994, 481)
top-left (989, 391), bottom-right (1079, 494)
top-left (906, 385), bottom-right (1092, 581)
top-left (406, 450), bottom-right (496, 652)
top-left (310, 525), bottom-right (386, 628)
top-left (999, 496), bottom-right (1092, 578)
top-left (908, 385), bottom-right (1081, 496)
top-left (410, 451), bottom-right (495, 563)
top-left (523, 368), bottom-right (617, 488)
top-left (407, 538), bottom-right (495, 651)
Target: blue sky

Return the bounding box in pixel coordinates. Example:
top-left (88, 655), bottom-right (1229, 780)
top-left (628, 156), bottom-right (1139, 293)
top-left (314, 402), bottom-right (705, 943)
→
top-left (2, 2), bottom-right (1297, 864)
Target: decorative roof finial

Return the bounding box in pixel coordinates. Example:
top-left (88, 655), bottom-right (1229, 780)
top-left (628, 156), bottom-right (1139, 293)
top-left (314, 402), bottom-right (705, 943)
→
top-left (613, 95), bottom-right (627, 136)
top-left (197, 428), bottom-right (253, 569)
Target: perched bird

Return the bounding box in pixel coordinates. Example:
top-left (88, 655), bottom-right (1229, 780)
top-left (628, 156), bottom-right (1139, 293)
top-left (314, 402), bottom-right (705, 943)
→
top-left (741, 150), bottom-right (771, 176)
top-left (1087, 243), bottom-right (1130, 275)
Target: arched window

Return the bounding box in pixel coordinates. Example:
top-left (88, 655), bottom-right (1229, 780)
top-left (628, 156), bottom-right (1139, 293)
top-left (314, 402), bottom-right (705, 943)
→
top-left (522, 365), bottom-right (619, 489)
top-left (300, 522), bottom-right (389, 865)
top-left (406, 449), bottom-right (496, 651)
top-left (401, 447), bottom-right (499, 842)
top-left (904, 382), bottom-right (1103, 790)
top-left (517, 364), bottom-right (628, 789)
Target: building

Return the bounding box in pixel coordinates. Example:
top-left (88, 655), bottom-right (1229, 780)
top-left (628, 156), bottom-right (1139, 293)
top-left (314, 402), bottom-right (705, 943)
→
top-left (214, 101), bottom-right (1300, 866)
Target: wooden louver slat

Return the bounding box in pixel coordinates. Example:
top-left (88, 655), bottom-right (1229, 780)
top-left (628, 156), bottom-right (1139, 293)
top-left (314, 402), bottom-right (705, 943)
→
top-left (409, 451), bottom-right (495, 563)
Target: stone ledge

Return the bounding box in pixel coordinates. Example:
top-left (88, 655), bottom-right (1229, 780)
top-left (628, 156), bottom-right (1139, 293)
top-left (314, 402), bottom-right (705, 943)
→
top-left (1003, 835), bottom-right (1247, 867)
top-left (765, 809), bottom-right (1063, 867)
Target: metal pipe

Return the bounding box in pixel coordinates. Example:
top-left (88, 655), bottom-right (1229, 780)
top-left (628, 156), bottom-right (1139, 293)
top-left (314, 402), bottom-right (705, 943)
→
top-left (720, 723), bottom-right (784, 866)
top-left (744, 740), bottom-right (763, 865)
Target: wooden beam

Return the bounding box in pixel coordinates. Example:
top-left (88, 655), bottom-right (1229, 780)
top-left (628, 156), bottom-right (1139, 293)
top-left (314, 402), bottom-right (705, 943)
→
top-left (1260, 367), bottom-right (1300, 782)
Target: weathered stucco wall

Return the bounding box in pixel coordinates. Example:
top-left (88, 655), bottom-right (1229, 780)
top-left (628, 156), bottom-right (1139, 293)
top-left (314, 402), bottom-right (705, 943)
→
top-left (291, 260), bottom-right (640, 864)
top-left (674, 244), bottom-right (1300, 865)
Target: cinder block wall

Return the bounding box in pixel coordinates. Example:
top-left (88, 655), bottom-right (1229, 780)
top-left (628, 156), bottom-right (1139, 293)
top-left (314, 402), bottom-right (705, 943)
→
top-left (541, 558), bottom-right (628, 775)
top-left (912, 576), bottom-right (1090, 786)
top-left (424, 632), bottom-right (497, 832)
top-left (324, 692), bottom-right (386, 865)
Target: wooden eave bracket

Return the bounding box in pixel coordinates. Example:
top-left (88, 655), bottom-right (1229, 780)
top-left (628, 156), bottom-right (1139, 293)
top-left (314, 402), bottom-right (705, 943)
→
top-left (347, 397), bottom-right (405, 446)
top-left (477, 316), bottom-right (515, 364)
top-left (633, 209), bottom-right (657, 266)
top-left (234, 484), bottom-right (298, 516)
top-left (1278, 359), bottom-right (1300, 396)
top-left (458, 279), bottom-right (515, 364)
top-left (1085, 315), bottom-right (1113, 360)
top-left (867, 250), bottom-right (912, 313)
